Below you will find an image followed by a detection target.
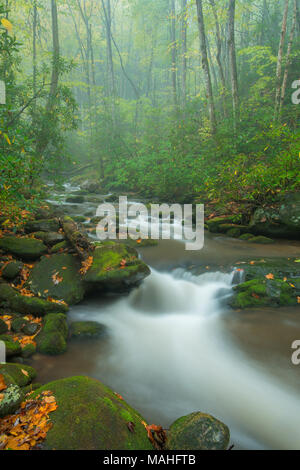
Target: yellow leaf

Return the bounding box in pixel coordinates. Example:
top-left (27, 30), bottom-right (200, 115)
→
top-left (3, 133), bottom-right (11, 145)
top-left (1, 18), bottom-right (13, 32)
top-left (21, 369), bottom-right (29, 377)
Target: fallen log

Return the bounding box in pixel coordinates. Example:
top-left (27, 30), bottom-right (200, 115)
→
top-left (59, 216), bottom-right (94, 261)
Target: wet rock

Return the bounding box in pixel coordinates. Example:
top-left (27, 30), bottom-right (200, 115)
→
top-left (81, 180), bottom-right (102, 193)
top-left (32, 376), bottom-right (153, 450)
top-left (226, 227), bottom-right (241, 238)
top-left (27, 253), bottom-right (85, 305)
top-left (167, 412), bottom-right (230, 450)
top-left (230, 278), bottom-right (297, 309)
top-left (66, 195), bottom-right (85, 204)
top-left (0, 282), bottom-right (69, 315)
top-left (239, 233), bottom-right (255, 241)
top-left (25, 218), bottom-right (60, 234)
top-left (22, 322), bottom-right (39, 336)
top-left (11, 316), bottom-right (29, 333)
top-left (21, 343), bottom-right (36, 358)
top-left (0, 335), bottom-right (22, 357)
top-left (248, 235), bottom-right (274, 244)
top-left (0, 236), bottom-right (47, 261)
top-left (207, 216), bottom-right (237, 233)
top-left (50, 240), bottom-right (70, 254)
top-left (35, 313), bottom-right (68, 356)
top-left (83, 242), bottom-right (151, 291)
top-left (70, 321), bottom-right (107, 339)
top-left (234, 258), bottom-right (300, 282)
top-left (32, 231), bottom-right (65, 246)
top-left (0, 363), bottom-right (37, 387)
top-left (1, 261), bottom-right (23, 280)
top-left (0, 384), bottom-right (23, 418)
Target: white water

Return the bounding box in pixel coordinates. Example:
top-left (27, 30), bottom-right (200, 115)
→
top-left (71, 268), bottom-right (300, 450)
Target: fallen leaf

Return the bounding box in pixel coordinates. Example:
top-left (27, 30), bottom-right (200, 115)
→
top-left (265, 273), bottom-right (274, 280)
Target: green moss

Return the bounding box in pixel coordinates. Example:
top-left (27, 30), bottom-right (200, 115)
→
top-left (0, 236), bottom-right (47, 261)
top-left (0, 318), bottom-right (8, 334)
top-left (2, 261), bottom-right (23, 280)
top-left (11, 316), bottom-right (29, 333)
top-left (0, 335), bottom-right (22, 357)
top-left (21, 343), bottom-right (36, 358)
top-left (0, 384), bottom-right (23, 418)
top-left (248, 236), bottom-right (274, 244)
top-left (167, 412), bottom-right (230, 450)
top-left (226, 228), bottom-right (241, 238)
top-left (206, 216), bottom-right (236, 233)
top-left (0, 283), bottom-right (69, 315)
top-left (25, 219), bottom-right (60, 234)
top-left (50, 241), bottom-right (69, 253)
top-left (70, 321), bottom-right (107, 339)
top-left (239, 233), bottom-right (255, 241)
top-left (27, 253), bottom-right (85, 305)
top-left (32, 376), bottom-right (153, 450)
top-left (35, 313), bottom-right (68, 356)
top-left (0, 363), bottom-right (37, 387)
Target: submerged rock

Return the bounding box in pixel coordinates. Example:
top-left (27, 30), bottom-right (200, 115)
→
top-left (70, 321), bottom-right (107, 339)
top-left (167, 412), bottom-right (230, 450)
top-left (27, 253), bottom-right (85, 305)
top-left (0, 236), bottom-right (47, 261)
top-left (66, 195), bottom-right (85, 204)
top-left (83, 242), bottom-right (151, 291)
top-left (0, 282), bottom-right (69, 315)
top-left (32, 376), bottom-right (153, 450)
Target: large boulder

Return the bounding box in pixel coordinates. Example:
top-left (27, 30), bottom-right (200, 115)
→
top-left (234, 258), bottom-right (300, 282)
top-left (0, 236), bottom-right (47, 261)
top-left (167, 412), bottom-right (230, 450)
top-left (32, 232), bottom-right (65, 247)
top-left (32, 376), bottom-right (153, 450)
top-left (0, 363), bottom-right (36, 387)
top-left (250, 193), bottom-right (300, 239)
top-left (27, 253), bottom-right (85, 305)
top-left (0, 282), bottom-right (69, 315)
top-left (230, 278), bottom-right (298, 309)
top-left (83, 242), bottom-right (151, 291)
top-left (35, 313), bottom-right (68, 356)
top-left (1, 261), bottom-right (23, 280)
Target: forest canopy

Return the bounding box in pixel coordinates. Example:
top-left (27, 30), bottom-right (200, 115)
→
top-left (0, 0), bottom-right (299, 214)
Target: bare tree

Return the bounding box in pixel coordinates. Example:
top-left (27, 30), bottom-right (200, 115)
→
top-left (181, 0), bottom-right (188, 108)
top-left (274, 0), bottom-right (289, 119)
top-left (228, 0), bottom-right (239, 133)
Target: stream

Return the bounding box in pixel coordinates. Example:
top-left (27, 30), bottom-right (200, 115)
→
top-left (30, 185), bottom-right (300, 450)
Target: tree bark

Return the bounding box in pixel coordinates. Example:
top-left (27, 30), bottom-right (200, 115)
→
top-left (60, 216), bottom-right (94, 261)
top-left (170, 0), bottom-right (178, 107)
top-left (279, 0), bottom-right (297, 117)
top-left (195, 0), bottom-right (216, 134)
top-left (181, 0), bottom-right (188, 108)
top-left (228, 0), bottom-right (239, 133)
top-left (274, 0), bottom-right (289, 119)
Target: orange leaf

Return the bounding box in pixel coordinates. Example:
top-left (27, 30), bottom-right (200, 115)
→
top-left (265, 273), bottom-right (274, 280)
top-left (0, 374), bottom-right (7, 392)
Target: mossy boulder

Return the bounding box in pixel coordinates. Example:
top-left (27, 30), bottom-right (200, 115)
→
top-left (73, 216), bottom-right (87, 223)
top-left (35, 313), bottom-right (68, 356)
top-left (248, 235), bottom-right (274, 244)
top-left (22, 322), bottom-right (39, 336)
top-left (70, 321), bottom-right (107, 339)
top-left (230, 278), bottom-right (297, 309)
top-left (66, 195), bottom-right (85, 204)
top-left (234, 258), bottom-right (300, 282)
top-left (0, 335), bottom-right (22, 358)
top-left (167, 412), bottom-right (230, 450)
top-left (83, 242), bottom-right (151, 291)
top-left (0, 384), bottom-right (23, 418)
top-left (219, 224), bottom-right (249, 236)
top-left (11, 316), bottom-right (29, 333)
top-left (32, 376), bottom-right (153, 450)
top-left (27, 253), bottom-right (85, 305)
top-left (0, 236), bottom-right (47, 261)
top-left (2, 261), bottom-right (23, 280)
top-left (239, 233), bottom-right (255, 241)
top-left (21, 343), bottom-right (36, 358)
top-left (206, 216), bottom-right (237, 233)
top-left (0, 363), bottom-right (36, 387)
top-left (0, 318), bottom-right (8, 334)
top-left (25, 219), bottom-right (60, 234)
top-left (0, 282), bottom-right (68, 316)
top-left (32, 232), bottom-right (65, 246)
top-left (226, 228), bottom-right (241, 238)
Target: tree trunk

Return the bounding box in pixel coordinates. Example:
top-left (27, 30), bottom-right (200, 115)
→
top-left (170, 0), bottom-right (178, 107)
top-left (60, 216), bottom-right (94, 261)
top-left (228, 0), bottom-right (239, 133)
top-left (274, 0), bottom-right (289, 119)
top-left (195, 0), bottom-right (216, 134)
top-left (102, 0), bottom-right (117, 128)
top-left (32, 0), bottom-right (37, 102)
top-left (181, 0), bottom-right (188, 108)
top-left (279, 0), bottom-right (297, 117)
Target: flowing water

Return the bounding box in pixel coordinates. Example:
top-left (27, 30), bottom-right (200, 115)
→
top-left (31, 187), bottom-right (300, 450)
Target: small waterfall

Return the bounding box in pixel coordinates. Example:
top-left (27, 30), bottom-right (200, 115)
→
top-left (70, 268), bottom-right (300, 450)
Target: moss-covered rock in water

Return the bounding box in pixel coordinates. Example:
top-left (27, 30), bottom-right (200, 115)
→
top-left (0, 363), bottom-right (37, 387)
top-left (219, 224), bottom-right (249, 235)
top-left (25, 218), bottom-right (60, 234)
top-left (70, 321), bottom-right (107, 339)
top-left (0, 236), bottom-right (47, 261)
top-left (32, 231), bottom-right (65, 246)
top-left (248, 236), bottom-right (274, 244)
top-left (27, 253), bottom-right (85, 305)
top-left (0, 318), bottom-right (8, 334)
top-left (233, 258), bottom-right (300, 282)
top-left (32, 376), bottom-right (153, 450)
top-left (0, 283), bottom-right (69, 316)
top-left (206, 216), bottom-right (236, 233)
top-left (226, 228), bottom-right (241, 238)
top-left (35, 313), bottom-right (68, 356)
top-left (239, 233), bottom-right (255, 241)
top-left (167, 412), bottom-right (230, 450)
top-left (2, 261), bottom-right (23, 280)
top-left (84, 242), bottom-right (150, 291)
top-left (0, 384), bottom-right (23, 418)
top-left (21, 342), bottom-right (36, 358)
top-left (230, 278), bottom-right (297, 309)
top-left (66, 195), bottom-right (85, 204)
top-left (0, 335), bottom-right (21, 357)
top-left (50, 240), bottom-right (69, 254)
